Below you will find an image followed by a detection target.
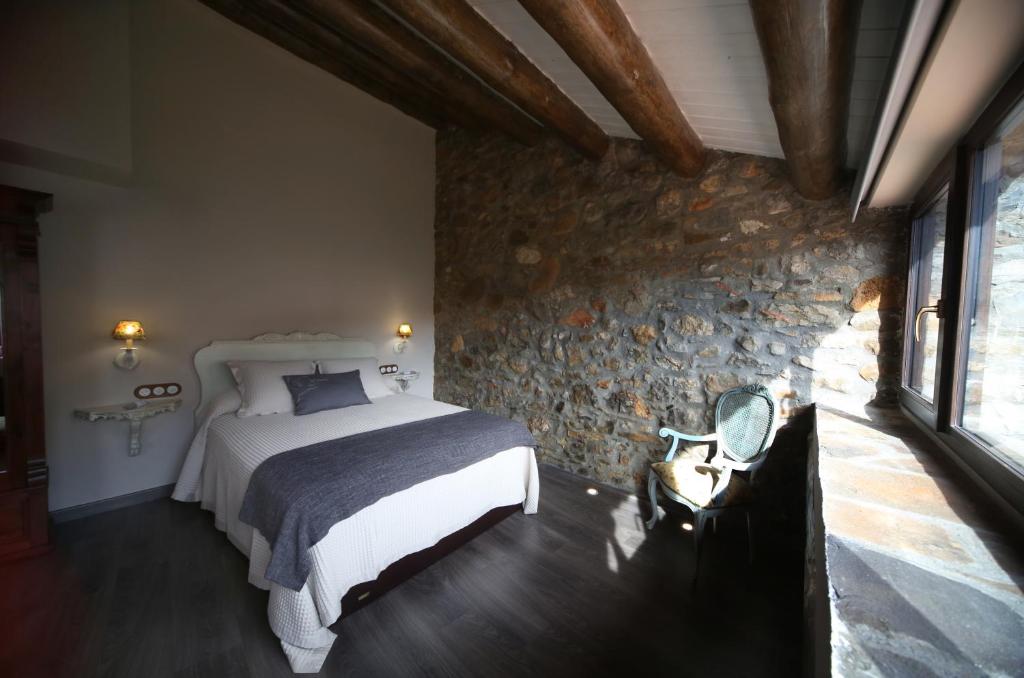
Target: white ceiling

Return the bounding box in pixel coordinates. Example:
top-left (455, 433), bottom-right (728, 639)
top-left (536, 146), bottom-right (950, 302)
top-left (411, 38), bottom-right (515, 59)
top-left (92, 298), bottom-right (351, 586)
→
top-left (469, 0), bottom-right (905, 167)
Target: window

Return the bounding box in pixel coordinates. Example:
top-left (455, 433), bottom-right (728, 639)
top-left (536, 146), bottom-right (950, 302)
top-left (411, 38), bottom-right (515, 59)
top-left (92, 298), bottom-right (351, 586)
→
top-left (906, 185), bottom-right (949, 405)
top-left (900, 62), bottom-right (1024, 512)
top-left (957, 101), bottom-right (1024, 472)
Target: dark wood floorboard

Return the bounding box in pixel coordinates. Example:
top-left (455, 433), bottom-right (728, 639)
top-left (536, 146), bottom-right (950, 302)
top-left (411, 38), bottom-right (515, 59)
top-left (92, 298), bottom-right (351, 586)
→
top-left (0, 465), bottom-right (804, 677)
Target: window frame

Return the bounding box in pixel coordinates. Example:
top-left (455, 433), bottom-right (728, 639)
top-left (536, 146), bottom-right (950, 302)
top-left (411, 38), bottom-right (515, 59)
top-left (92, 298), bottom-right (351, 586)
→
top-left (902, 178), bottom-right (951, 421)
top-left (899, 59), bottom-right (1024, 514)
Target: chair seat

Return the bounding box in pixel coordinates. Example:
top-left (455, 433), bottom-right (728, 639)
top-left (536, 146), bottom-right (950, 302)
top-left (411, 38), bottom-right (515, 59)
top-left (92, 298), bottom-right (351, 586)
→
top-left (651, 458), bottom-right (753, 508)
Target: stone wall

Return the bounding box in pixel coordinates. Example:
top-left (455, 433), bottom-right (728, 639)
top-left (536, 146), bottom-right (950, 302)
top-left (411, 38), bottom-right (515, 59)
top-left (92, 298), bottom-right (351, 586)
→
top-left (434, 129), bottom-right (909, 490)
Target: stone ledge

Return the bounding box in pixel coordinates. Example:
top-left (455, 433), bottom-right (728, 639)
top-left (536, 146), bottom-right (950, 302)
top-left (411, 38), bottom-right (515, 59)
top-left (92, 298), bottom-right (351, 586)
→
top-left (808, 404), bottom-right (1024, 676)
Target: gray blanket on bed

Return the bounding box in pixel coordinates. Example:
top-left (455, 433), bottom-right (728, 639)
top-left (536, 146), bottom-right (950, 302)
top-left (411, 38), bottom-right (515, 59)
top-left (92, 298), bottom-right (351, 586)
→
top-left (238, 409), bottom-right (537, 591)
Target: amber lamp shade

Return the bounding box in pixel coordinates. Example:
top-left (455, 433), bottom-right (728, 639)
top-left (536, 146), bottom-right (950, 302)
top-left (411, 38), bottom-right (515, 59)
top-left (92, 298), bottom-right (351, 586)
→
top-left (395, 323), bottom-right (413, 353)
top-left (112, 320), bottom-right (146, 342)
top-left (112, 320), bottom-right (145, 370)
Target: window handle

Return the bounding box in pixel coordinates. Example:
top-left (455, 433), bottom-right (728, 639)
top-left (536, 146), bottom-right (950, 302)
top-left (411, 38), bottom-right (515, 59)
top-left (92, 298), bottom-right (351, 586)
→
top-left (914, 304), bottom-right (939, 342)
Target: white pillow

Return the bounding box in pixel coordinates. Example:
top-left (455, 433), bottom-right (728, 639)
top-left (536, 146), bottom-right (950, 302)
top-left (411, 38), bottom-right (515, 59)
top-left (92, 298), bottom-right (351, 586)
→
top-left (318, 358), bottom-right (391, 399)
top-left (227, 360), bottom-right (315, 417)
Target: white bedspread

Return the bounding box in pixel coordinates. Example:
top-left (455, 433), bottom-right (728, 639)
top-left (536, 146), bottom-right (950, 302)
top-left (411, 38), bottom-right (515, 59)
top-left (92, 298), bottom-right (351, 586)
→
top-left (172, 394), bottom-right (539, 673)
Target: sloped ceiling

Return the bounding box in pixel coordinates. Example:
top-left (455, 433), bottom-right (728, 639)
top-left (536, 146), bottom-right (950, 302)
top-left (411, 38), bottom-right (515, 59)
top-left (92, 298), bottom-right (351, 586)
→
top-left (469, 0), bottom-right (905, 167)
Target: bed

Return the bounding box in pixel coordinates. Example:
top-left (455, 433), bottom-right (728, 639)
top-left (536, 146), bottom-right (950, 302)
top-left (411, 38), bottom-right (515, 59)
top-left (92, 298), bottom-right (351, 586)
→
top-left (171, 333), bottom-right (540, 672)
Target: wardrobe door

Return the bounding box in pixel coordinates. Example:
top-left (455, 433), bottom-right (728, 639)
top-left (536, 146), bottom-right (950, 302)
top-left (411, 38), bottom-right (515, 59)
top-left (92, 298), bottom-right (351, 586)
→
top-left (0, 185), bottom-right (51, 560)
top-left (0, 249), bottom-right (6, 488)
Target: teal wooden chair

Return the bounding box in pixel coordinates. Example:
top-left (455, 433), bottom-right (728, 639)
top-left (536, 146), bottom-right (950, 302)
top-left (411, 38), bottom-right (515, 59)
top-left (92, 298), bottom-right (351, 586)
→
top-left (646, 384), bottom-right (777, 577)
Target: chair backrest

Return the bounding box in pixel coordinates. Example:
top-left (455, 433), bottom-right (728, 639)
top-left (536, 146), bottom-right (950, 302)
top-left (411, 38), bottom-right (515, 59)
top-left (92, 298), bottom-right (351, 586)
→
top-left (714, 385), bottom-right (776, 464)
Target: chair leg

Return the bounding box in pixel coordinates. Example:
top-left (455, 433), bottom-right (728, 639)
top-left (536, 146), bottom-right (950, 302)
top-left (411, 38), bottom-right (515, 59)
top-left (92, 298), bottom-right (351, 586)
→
top-left (645, 470), bottom-right (661, 529)
top-left (692, 512), bottom-right (707, 588)
top-left (746, 510), bottom-right (755, 566)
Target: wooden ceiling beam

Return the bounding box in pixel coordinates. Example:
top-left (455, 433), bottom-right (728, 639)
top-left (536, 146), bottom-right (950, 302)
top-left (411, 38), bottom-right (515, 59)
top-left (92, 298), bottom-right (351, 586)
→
top-left (749, 0), bottom-right (860, 200)
top-left (379, 0), bottom-right (609, 160)
top-left (200, 0), bottom-right (455, 129)
top-left (297, 0), bottom-right (544, 147)
top-left (517, 0), bottom-right (705, 176)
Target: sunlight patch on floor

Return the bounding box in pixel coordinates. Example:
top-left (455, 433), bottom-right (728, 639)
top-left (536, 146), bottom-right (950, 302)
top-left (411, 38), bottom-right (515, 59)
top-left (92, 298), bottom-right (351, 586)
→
top-left (605, 539), bottom-right (619, 574)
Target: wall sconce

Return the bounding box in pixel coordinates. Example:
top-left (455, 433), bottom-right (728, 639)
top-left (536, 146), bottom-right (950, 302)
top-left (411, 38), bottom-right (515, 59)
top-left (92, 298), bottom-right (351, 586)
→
top-left (395, 322), bottom-right (413, 353)
top-left (112, 320), bottom-right (145, 370)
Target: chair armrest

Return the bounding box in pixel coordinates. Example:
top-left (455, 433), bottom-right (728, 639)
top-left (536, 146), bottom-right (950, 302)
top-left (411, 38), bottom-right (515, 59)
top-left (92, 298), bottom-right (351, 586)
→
top-left (658, 428), bottom-right (716, 461)
top-left (717, 455), bottom-right (767, 473)
top-left (658, 428), bottom-right (716, 443)
top-left (717, 458), bottom-right (748, 471)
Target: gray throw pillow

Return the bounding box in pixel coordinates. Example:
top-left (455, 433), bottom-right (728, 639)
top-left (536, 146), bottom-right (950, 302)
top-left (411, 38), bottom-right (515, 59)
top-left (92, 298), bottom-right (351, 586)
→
top-left (283, 370), bottom-right (372, 416)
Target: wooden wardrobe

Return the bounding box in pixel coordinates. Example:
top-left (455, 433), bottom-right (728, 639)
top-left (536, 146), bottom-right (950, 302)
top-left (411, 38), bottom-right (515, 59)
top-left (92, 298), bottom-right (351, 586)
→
top-left (0, 184), bottom-right (51, 560)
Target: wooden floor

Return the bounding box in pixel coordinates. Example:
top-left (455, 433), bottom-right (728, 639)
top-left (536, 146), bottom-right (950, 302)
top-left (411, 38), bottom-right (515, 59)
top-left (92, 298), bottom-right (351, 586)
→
top-left (0, 465), bottom-right (804, 677)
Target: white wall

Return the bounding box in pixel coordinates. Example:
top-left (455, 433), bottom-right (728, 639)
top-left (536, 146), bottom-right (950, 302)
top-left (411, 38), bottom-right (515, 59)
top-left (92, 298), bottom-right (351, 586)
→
top-left (0, 0), bottom-right (437, 510)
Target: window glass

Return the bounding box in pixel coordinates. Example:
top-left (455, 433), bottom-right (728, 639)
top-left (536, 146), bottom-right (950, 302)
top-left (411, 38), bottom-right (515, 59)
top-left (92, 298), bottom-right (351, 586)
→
top-left (907, 187), bottom-right (949, 403)
top-left (960, 103), bottom-right (1024, 469)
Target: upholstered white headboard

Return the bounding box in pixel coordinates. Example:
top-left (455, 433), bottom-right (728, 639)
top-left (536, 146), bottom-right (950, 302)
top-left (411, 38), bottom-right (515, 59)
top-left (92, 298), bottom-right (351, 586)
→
top-left (192, 332), bottom-right (377, 417)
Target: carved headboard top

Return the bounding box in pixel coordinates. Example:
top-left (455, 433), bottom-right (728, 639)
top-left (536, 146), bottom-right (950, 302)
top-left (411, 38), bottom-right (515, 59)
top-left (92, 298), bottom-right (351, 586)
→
top-left (192, 332), bottom-right (376, 416)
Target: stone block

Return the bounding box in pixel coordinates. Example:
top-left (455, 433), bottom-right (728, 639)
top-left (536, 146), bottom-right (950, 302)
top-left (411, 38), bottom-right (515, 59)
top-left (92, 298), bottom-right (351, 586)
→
top-left (563, 309), bottom-right (596, 328)
top-left (515, 246), bottom-right (542, 264)
top-left (655, 188), bottom-right (684, 217)
top-left (858, 363), bottom-right (880, 382)
top-left (739, 219), bottom-right (769, 234)
top-left (630, 324), bottom-right (657, 345)
top-left (699, 175), bottom-right (722, 192)
top-left (689, 197), bottom-right (714, 212)
top-left (792, 355), bottom-right (814, 369)
top-left (675, 314), bottom-right (714, 336)
top-left (850, 275), bottom-right (903, 311)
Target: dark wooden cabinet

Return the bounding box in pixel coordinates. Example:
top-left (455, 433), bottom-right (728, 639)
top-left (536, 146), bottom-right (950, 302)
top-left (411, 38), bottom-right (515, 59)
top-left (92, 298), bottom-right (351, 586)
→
top-left (0, 185), bottom-right (51, 561)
